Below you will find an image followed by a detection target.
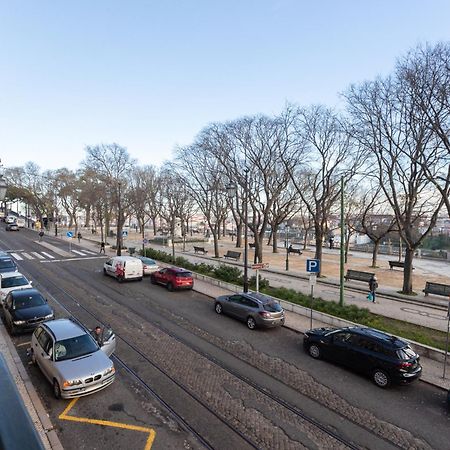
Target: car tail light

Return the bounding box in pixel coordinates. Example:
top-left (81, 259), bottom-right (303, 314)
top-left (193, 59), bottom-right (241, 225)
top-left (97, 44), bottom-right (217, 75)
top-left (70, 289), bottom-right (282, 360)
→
top-left (259, 311), bottom-right (271, 318)
top-left (398, 362), bottom-right (413, 369)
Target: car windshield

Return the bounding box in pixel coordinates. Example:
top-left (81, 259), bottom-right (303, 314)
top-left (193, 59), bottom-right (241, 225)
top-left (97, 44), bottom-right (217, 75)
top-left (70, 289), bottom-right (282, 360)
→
top-left (176, 272), bottom-right (192, 278)
top-left (13, 293), bottom-right (46, 309)
top-left (263, 302), bottom-right (282, 312)
top-left (54, 334), bottom-right (99, 361)
top-left (141, 258), bottom-right (156, 265)
top-left (0, 260), bottom-right (15, 269)
top-left (397, 346), bottom-right (416, 360)
top-left (2, 276), bottom-right (28, 288)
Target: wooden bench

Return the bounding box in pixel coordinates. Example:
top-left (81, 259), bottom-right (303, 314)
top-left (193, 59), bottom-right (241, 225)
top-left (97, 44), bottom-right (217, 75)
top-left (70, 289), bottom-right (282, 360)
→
top-left (388, 260), bottom-right (414, 270)
top-left (249, 243), bottom-right (256, 249)
top-left (288, 247), bottom-right (302, 256)
top-left (423, 281), bottom-right (450, 297)
top-left (193, 246), bottom-right (208, 255)
top-left (224, 250), bottom-right (241, 260)
top-left (344, 270), bottom-right (375, 283)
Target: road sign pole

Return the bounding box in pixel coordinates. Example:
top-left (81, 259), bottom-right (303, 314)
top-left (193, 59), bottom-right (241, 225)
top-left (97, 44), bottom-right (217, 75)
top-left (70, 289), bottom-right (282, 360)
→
top-left (444, 300), bottom-right (450, 379)
top-left (309, 274), bottom-right (316, 329)
top-left (256, 269), bottom-right (259, 293)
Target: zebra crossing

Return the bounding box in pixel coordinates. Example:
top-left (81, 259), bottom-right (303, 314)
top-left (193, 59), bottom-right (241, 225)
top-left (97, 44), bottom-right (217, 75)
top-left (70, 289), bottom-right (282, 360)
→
top-left (10, 248), bottom-right (98, 261)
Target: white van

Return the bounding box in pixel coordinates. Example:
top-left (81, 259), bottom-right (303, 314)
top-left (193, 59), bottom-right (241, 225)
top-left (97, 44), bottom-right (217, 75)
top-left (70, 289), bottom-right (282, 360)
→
top-left (103, 256), bottom-right (143, 282)
top-left (15, 218), bottom-right (25, 228)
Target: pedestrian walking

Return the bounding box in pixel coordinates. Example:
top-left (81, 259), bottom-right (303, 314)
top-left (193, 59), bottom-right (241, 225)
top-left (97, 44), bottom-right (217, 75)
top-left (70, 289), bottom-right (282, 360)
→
top-left (368, 275), bottom-right (378, 303)
top-left (77, 232), bottom-right (82, 243)
top-left (100, 241), bottom-right (106, 254)
top-left (38, 230), bottom-right (44, 242)
top-left (329, 236), bottom-right (334, 249)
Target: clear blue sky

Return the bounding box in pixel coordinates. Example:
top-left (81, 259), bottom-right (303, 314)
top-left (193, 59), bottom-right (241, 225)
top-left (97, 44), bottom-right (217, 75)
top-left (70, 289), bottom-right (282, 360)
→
top-left (1, 0), bottom-right (450, 170)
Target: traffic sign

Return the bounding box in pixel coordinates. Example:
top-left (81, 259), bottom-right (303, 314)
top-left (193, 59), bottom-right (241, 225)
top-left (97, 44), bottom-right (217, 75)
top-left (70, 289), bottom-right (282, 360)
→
top-left (66, 231), bottom-right (73, 238)
top-left (306, 259), bottom-right (320, 273)
top-left (251, 263), bottom-right (269, 270)
top-left (122, 230), bottom-right (128, 237)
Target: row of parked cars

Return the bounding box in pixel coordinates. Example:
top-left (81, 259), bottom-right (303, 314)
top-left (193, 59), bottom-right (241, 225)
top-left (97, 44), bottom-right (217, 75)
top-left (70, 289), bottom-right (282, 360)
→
top-left (0, 250), bottom-right (116, 399)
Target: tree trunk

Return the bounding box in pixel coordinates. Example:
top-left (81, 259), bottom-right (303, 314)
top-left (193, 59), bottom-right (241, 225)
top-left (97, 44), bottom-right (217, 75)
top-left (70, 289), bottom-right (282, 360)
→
top-left (344, 232), bottom-right (351, 264)
top-left (314, 227), bottom-right (324, 277)
top-left (401, 247), bottom-right (415, 294)
top-left (236, 222), bottom-right (243, 248)
top-left (85, 206), bottom-right (91, 227)
top-left (272, 228), bottom-right (279, 253)
top-left (267, 230), bottom-right (273, 246)
top-left (371, 240), bottom-right (380, 268)
top-left (213, 224), bottom-right (220, 258)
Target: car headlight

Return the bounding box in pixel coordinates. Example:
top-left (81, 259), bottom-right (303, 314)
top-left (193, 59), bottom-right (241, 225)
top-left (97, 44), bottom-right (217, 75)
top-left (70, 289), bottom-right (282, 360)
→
top-left (103, 366), bottom-right (115, 376)
top-left (44, 313), bottom-right (54, 319)
top-left (13, 320), bottom-right (26, 325)
top-left (63, 379), bottom-right (83, 387)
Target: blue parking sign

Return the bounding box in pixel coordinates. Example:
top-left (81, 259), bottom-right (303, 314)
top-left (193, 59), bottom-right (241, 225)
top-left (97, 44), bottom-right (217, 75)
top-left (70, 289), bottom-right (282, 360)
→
top-left (306, 259), bottom-right (320, 273)
top-left (66, 231), bottom-right (73, 238)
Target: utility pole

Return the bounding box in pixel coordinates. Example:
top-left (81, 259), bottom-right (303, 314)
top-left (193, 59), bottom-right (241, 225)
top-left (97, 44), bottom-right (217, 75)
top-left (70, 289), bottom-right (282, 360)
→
top-left (339, 177), bottom-right (345, 307)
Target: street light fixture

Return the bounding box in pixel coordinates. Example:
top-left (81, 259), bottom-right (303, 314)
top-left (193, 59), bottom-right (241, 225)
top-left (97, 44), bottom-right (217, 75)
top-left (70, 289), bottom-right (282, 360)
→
top-left (226, 180), bottom-right (249, 293)
top-left (285, 223), bottom-right (289, 271)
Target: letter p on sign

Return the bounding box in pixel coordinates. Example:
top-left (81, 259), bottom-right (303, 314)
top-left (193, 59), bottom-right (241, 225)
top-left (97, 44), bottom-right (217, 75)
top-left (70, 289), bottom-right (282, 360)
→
top-left (306, 259), bottom-right (320, 273)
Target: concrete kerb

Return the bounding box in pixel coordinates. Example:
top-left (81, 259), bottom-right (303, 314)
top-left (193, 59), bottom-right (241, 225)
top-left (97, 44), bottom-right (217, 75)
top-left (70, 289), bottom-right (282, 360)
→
top-left (191, 271), bottom-right (450, 366)
top-left (0, 322), bottom-right (64, 450)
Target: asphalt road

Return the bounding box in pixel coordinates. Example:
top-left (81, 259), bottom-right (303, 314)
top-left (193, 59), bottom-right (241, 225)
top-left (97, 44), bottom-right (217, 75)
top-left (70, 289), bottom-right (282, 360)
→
top-left (1, 226), bottom-right (450, 449)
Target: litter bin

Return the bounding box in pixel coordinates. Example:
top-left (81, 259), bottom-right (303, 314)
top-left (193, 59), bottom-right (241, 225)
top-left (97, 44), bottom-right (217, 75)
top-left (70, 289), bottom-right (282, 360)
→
top-left (128, 247), bottom-right (136, 255)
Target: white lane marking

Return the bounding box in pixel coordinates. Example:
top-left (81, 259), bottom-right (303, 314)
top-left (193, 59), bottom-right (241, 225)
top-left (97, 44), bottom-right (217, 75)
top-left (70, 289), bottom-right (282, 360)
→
top-left (71, 250), bottom-right (86, 256)
top-left (41, 256), bottom-right (108, 263)
top-left (31, 252), bottom-right (45, 259)
top-left (41, 252), bottom-right (55, 259)
top-left (16, 341), bottom-right (31, 347)
top-left (22, 253), bottom-right (34, 260)
top-left (81, 250), bottom-right (97, 255)
top-left (10, 253), bottom-right (23, 260)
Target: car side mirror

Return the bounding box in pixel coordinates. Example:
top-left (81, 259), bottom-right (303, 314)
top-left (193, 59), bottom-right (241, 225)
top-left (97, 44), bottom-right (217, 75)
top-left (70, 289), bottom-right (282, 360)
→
top-left (30, 281), bottom-right (33, 285)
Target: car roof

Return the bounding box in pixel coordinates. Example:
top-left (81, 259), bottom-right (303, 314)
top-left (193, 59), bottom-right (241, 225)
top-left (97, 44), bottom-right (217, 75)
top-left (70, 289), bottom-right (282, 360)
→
top-left (10, 288), bottom-right (40, 298)
top-left (350, 327), bottom-right (408, 348)
top-left (243, 292), bottom-right (275, 304)
top-left (43, 319), bottom-right (87, 340)
top-left (168, 267), bottom-right (191, 273)
top-left (137, 256), bottom-right (155, 262)
top-left (0, 255), bottom-right (13, 261)
top-left (111, 256), bottom-right (140, 262)
top-left (1, 271), bottom-right (26, 279)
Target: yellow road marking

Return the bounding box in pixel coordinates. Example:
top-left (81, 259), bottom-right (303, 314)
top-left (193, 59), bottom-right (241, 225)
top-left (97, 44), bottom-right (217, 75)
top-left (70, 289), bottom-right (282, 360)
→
top-left (16, 341), bottom-right (31, 347)
top-left (59, 398), bottom-right (156, 450)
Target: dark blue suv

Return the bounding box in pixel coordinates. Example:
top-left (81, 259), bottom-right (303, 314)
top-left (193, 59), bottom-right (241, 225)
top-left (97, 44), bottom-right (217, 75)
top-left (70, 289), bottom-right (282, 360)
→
top-left (303, 326), bottom-right (422, 388)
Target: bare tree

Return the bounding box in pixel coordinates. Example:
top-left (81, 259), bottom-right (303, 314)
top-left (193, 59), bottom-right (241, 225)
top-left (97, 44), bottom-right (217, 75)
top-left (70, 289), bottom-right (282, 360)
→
top-left (345, 76), bottom-right (444, 293)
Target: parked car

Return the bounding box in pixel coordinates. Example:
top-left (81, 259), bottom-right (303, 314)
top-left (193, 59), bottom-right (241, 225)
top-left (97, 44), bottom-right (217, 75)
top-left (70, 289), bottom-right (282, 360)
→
top-left (303, 326), bottom-right (422, 388)
top-left (135, 256), bottom-right (159, 275)
top-left (30, 318), bottom-right (116, 399)
top-left (0, 272), bottom-right (33, 306)
top-left (2, 288), bottom-right (54, 335)
top-left (150, 267), bottom-right (193, 291)
top-left (5, 215), bottom-right (16, 224)
top-left (103, 256), bottom-right (143, 282)
top-left (15, 218), bottom-right (25, 228)
top-left (0, 256), bottom-right (18, 274)
top-left (214, 292), bottom-right (285, 330)
top-left (6, 223), bottom-right (19, 231)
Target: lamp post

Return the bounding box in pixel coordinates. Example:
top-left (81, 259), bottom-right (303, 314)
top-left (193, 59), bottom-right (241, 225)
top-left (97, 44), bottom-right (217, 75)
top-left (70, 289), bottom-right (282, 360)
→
top-left (227, 179), bottom-right (249, 293)
top-left (285, 224), bottom-right (289, 271)
top-left (116, 181), bottom-right (122, 256)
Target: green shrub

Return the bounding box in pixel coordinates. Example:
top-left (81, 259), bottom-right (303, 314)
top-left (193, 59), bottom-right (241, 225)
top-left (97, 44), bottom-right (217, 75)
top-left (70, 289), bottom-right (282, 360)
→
top-left (213, 264), bottom-right (242, 282)
top-left (249, 275), bottom-right (270, 290)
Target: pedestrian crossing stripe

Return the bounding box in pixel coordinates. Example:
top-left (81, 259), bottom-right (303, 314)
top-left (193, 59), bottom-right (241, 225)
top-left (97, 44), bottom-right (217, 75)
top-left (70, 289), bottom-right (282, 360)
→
top-left (9, 249), bottom-right (101, 261)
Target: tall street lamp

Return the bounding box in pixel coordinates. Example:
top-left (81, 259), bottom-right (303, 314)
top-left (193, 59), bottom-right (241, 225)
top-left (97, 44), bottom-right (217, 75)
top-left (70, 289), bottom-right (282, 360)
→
top-left (116, 181), bottom-right (122, 256)
top-left (227, 179), bottom-right (249, 293)
top-left (285, 223), bottom-right (289, 271)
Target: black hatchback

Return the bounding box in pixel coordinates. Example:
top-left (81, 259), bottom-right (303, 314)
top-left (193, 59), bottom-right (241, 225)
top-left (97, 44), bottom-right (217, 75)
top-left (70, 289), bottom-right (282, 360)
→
top-left (303, 326), bottom-right (422, 388)
top-left (2, 288), bottom-right (54, 334)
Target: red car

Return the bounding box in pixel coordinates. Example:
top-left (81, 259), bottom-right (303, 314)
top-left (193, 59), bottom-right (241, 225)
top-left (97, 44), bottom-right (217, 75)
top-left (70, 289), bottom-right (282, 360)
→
top-left (150, 267), bottom-right (194, 291)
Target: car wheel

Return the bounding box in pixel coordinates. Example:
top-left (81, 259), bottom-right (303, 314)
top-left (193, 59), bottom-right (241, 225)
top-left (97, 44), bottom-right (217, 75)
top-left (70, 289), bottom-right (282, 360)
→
top-left (247, 316), bottom-right (256, 330)
top-left (53, 379), bottom-right (61, 399)
top-left (215, 303), bottom-right (223, 314)
top-left (167, 282), bottom-right (173, 292)
top-left (8, 320), bottom-right (15, 336)
top-left (308, 344), bottom-right (321, 359)
top-left (118, 276), bottom-right (124, 283)
top-left (150, 277), bottom-right (156, 285)
top-left (30, 349), bottom-right (36, 365)
top-left (373, 369), bottom-right (391, 388)
top-left (103, 268), bottom-right (107, 275)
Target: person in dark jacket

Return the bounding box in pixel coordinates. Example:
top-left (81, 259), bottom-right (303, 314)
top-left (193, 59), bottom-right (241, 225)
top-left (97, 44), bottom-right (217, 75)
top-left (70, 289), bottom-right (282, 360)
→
top-left (368, 275), bottom-right (378, 303)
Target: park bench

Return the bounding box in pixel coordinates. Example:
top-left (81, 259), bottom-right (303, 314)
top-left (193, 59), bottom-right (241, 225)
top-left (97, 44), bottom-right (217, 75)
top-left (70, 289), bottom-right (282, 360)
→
top-left (423, 281), bottom-right (450, 298)
top-left (344, 269), bottom-right (375, 283)
top-left (224, 250), bottom-right (241, 260)
top-left (193, 246), bottom-right (208, 255)
top-left (249, 243), bottom-right (256, 249)
top-left (288, 247), bottom-right (302, 256)
top-left (388, 260), bottom-right (414, 270)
